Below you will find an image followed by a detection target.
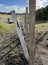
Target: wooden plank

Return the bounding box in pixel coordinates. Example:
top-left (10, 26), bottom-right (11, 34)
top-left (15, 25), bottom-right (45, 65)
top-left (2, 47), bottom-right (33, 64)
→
top-left (28, 0), bottom-right (36, 65)
top-left (21, 15), bottom-right (26, 33)
top-left (11, 11), bottom-right (30, 61)
top-left (20, 7), bottom-right (28, 34)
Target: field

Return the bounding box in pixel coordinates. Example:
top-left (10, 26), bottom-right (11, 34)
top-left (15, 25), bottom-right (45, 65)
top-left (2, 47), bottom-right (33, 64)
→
top-left (0, 22), bottom-right (48, 33)
top-left (35, 22), bottom-right (48, 32)
top-left (0, 14), bottom-right (11, 19)
top-left (0, 22), bottom-right (48, 65)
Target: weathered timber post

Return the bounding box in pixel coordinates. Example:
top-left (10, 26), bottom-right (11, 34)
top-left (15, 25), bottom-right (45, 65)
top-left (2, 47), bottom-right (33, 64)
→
top-left (25, 7), bottom-right (28, 34)
top-left (11, 11), bottom-right (30, 61)
top-left (26, 7), bottom-right (28, 35)
top-left (21, 14), bottom-right (26, 33)
top-left (28, 0), bottom-right (36, 65)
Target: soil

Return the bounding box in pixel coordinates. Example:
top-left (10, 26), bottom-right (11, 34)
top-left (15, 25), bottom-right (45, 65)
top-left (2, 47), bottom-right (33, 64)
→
top-left (0, 30), bottom-right (48, 65)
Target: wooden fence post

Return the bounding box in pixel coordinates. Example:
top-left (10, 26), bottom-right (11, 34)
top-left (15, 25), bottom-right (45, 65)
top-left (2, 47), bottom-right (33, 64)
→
top-left (26, 7), bottom-right (28, 36)
top-left (24, 7), bottom-right (28, 34)
top-left (28, 0), bottom-right (36, 65)
top-left (11, 11), bottom-right (30, 61)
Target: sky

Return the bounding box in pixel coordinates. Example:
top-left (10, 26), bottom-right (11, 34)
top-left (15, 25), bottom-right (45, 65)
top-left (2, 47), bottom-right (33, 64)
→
top-left (0, 0), bottom-right (48, 13)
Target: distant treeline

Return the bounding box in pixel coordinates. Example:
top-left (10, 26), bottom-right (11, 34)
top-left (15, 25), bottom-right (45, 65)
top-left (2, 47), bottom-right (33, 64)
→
top-left (36, 6), bottom-right (48, 21)
top-left (0, 12), bottom-right (10, 14)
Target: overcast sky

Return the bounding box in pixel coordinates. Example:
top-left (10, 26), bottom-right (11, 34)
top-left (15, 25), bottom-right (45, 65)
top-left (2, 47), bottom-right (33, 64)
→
top-left (0, 0), bottom-right (48, 13)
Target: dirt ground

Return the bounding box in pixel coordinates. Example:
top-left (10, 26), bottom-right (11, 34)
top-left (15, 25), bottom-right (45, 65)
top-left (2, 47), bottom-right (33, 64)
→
top-left (35, 24), bottom-right (48, 65)
top-left (0, 23), bottom-right (48, 65)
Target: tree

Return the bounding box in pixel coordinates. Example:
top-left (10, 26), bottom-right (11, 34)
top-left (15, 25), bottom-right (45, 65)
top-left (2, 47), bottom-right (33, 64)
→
top-left (45, 6), bottom-right (48, 20)
top-left (36, 5), bottom-right (48, 22)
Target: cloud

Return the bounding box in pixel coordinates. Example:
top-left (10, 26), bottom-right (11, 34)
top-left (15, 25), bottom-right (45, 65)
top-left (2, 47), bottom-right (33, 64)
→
top-left (0, 4), bottom-right (3, 6)
top-left (0, 4), bottom-right (26, 13)
top-left (26, 0), bottom-right (48, 9)
top-left (15, 7), bottom-right (26, 13)
top-left (5, 6), bottom-right (26, 13)
top-left (0, 0), bottom-right (48, 13)
top-left (36, 0), bottom-right (48, 9)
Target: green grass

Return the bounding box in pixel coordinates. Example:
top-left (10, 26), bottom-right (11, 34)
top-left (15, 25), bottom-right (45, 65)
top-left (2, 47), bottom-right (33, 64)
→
top-left (35, 22), bottom-right (48, 32)
top-left (0, 22), bottom-right (15, 33)
top-left (0, 22), bottom-right (48, 33)
top-left (35, 22), bottom-right (48, 28)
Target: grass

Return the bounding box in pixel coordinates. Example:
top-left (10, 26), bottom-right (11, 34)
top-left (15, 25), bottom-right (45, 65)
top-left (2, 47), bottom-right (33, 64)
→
top-left (0, 22), bottom-right (15, 33)
top-left (35, 22), bottom-right (48, 28)
top-left (0, 14), bottom-right (11, 19)
top-left (35, 22), bottom-right (48, 32)
top-left (0, 21), bottom-right (48, 34)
